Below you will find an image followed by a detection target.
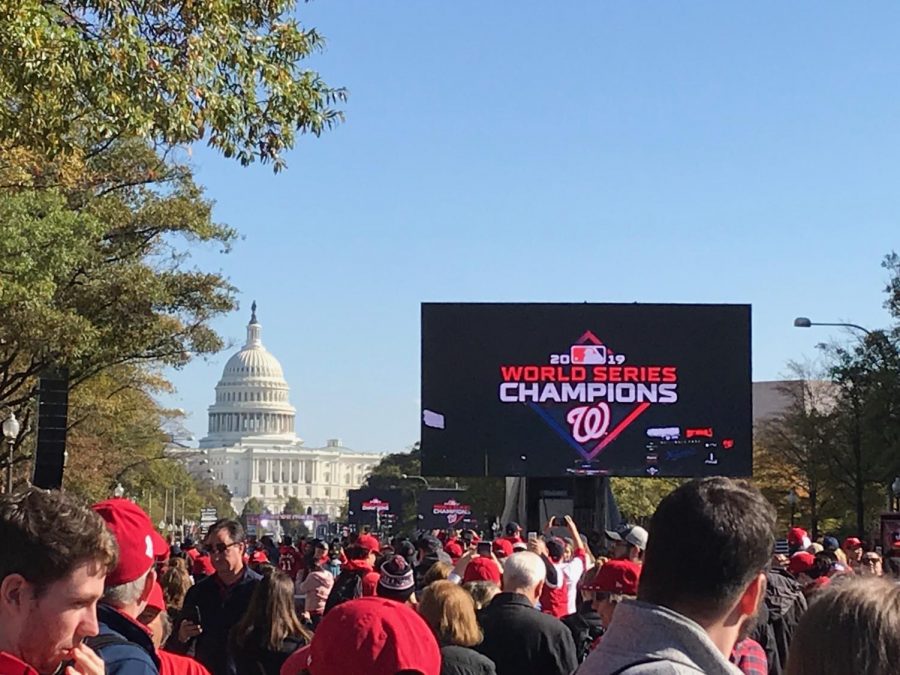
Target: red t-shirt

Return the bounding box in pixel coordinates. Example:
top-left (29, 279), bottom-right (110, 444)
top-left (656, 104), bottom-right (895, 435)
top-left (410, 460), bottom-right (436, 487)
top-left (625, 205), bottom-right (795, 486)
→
top-left (0, 652), bottom-right (38, 675)
top-left (159, 650), bottom-right (212, 675)
top-left (278, 546), bottom-right (304, 580)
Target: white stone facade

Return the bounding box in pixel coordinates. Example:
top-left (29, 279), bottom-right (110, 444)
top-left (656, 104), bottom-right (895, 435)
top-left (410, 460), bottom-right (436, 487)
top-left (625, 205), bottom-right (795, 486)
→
top-left (188, 304), bottom-right (383, 516)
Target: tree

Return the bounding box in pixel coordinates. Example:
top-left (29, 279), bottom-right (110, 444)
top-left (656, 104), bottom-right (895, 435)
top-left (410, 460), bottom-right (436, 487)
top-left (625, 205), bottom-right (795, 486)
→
top-left (0, 0), bottom-right (345, 170)
top-left (283, 496), bottom-right (305, 514)
top-left (755, 365), bottom-right (841, 539)
top-left (240, 497), bottom-right (265, 532)
top-left (609, 478), bottom-right (683, 524)
top-left (0, 139), bottom-right (237, 475)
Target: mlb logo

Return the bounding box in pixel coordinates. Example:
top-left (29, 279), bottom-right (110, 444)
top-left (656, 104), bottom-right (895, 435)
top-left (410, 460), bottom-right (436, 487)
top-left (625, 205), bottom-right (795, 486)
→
top-left (570, 345), bottom-right (607, 364)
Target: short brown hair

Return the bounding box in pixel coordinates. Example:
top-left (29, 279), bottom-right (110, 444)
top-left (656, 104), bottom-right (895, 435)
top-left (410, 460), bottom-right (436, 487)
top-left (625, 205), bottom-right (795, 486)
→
top-left (786, 577), bottom-right (900, 675)
top-left (0, 487), bottom-right (118, 594)
top-left (418, 580), bottom-right (482, 648)
top-left (639, 477), bottom-right (775, 620)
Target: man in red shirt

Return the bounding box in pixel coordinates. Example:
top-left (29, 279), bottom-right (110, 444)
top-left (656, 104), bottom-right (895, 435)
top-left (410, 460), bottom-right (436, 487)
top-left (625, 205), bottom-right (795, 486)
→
top-left (277, 535), bottom-right (303, 581)
top-left (0, 488), bottom-right (117, 675)
top-left (501, 522), bottom-right (524, 546)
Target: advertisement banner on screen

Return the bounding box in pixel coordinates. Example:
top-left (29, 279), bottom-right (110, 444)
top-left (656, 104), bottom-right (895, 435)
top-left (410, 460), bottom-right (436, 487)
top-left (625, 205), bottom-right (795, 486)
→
top-left (347, 488), bottom-right (404, 528)
top-left (421, 303), bottom-right (752, 478)
top-left (417, 489), bottom-right (478, 530)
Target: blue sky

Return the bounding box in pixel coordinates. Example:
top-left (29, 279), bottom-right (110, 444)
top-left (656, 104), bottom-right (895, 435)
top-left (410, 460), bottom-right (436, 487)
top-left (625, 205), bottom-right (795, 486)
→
top-left (161, 2), bottom-right (900, 454)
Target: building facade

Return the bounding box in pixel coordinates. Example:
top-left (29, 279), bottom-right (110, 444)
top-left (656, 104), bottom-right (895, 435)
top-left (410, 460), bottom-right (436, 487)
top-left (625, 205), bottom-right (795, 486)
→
top-left (188, 304), bottom-right (382, 516)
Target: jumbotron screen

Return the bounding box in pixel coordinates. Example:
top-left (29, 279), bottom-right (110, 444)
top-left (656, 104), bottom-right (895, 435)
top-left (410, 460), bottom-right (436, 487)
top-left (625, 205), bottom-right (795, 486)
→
top-left (421, 303), bottom-right (752, 478)
top-left (347, 489), bottom-right (404, 528)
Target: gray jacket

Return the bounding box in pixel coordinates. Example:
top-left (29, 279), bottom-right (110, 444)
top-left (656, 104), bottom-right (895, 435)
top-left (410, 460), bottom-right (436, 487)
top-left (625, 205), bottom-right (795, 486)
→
top-left (577, 600), bottom-right (742, 675)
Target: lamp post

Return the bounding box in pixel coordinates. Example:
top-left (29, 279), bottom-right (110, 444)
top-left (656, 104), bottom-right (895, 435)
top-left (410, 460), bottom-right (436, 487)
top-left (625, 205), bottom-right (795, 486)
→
top-left (400, 473), bottom-right (431, 489)
top-left (787, 490), bottom-right (799, 527)
top-left (2, 412), bottom-right (20, 494)
top-left (793, 317), bottom-right (872, 336)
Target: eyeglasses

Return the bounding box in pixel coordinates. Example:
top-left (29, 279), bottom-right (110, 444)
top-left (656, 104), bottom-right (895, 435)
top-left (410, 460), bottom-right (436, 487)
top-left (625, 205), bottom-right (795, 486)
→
top-left (862, 557), bottom-right (881, 565)
top-left (206, 542), bottom-right (239, 555)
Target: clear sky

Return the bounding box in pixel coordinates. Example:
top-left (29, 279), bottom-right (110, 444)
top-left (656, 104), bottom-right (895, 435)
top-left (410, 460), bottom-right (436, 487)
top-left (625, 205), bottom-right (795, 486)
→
top-left (160, 2), bottom-right (900, 454)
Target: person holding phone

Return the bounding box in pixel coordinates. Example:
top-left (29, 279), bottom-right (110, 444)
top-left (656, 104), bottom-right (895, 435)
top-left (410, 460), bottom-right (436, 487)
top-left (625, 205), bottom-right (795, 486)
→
top-left (168, 519), bottom-right (262, 675)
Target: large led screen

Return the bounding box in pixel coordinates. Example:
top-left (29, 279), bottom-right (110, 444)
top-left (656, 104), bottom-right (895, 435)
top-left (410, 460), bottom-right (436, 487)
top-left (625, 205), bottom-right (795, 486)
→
top-left (417, 489), bottom-right (478, 530)
top-left (347, 488), bottom-right (404, 528)
top-left (421, 303), bottom-right (752, 478)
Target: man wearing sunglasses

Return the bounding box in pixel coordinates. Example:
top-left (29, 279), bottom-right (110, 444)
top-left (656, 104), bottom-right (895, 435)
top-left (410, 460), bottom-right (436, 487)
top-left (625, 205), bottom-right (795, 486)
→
top-left (167, 519), bottom-right (262, 675)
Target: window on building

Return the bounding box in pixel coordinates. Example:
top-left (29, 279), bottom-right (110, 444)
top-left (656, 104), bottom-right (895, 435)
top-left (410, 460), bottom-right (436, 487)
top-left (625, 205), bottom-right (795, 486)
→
top-left (305, 487), bottom-right (311, 497)
top-left (325, 488), bottom-right (330, 497)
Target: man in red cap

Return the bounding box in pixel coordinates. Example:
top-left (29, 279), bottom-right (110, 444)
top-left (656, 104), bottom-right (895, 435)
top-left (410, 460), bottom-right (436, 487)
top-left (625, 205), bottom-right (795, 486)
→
top-left (90, 497), bottom-right (170, 674)
top-left (0, 487), bottom-right (117, 675)
top-left (281, 596), bottom-right (441, 675)
top-left (583, 559), bottom-right (641, 632)
top-left (842, 536), bottom-right (864, 572)
top-left (168, 519), bottom-right (261, 675)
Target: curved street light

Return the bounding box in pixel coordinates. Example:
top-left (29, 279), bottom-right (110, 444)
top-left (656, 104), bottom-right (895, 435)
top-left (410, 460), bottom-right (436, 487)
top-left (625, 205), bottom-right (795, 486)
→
top-left (793, 317), bottom-right (872, 336)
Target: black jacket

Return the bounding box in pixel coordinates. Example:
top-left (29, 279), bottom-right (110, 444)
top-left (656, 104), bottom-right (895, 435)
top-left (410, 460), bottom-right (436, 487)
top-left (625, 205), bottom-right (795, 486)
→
top-left (561, 602), bottom-right (604, 663)
top-left (476, 592), bottom-right (578, 675)
top-left (90, 604), bottom-right (160, 675)
top-left (226, 635), bottom-right (307, 675)
top-left (752, 568), bottom-right (807, 675)
top-left (440, 644), bottom-right (496, 675)
top-left (168, 566), bottom-right (263, 675)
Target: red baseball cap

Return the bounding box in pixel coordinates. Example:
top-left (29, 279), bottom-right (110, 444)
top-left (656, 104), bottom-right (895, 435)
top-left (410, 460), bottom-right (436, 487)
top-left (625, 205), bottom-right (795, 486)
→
top-left (788, 551), bottom-right (815, 575)
top-left (462, 557), bottom-right (502, 584)
top-left (307, 596), bottom-right (441, 675)
top-left (492, 538), bottom-right (513, 558)
top-left (788, 528), bottom-right (809, 547)
top-left (146, 581), bottom-right (166, 613)
top-left (583, 560), bottom-right (641, 595)
top-left (250, 550), bottom-right (270, 564)
top-left (356, 533), bottom-right (381, 553)
top-left (92, 498), bottom-right (168, 586)
top-left (842, 537), bottom-right (863, 551)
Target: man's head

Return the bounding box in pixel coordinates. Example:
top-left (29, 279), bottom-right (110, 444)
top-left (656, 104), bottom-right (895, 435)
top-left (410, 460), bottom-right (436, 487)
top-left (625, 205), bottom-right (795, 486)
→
top-left (92, 498), bottom-right (168, 618)
top-left (282, 535), bottom-right (293, 547)
top-left (501, 551), bottom-right (546, 605)
top-left (583, 559), bottom-right (642, 629)
top-left (377, 555), bottom-right (416, 604)
top-left (206, 519), bottom-right (247, 579)
top-left (843, 537), bottom-right (864, 562)
top-left (504, 522), bottom-right (522, 538)
top-left (0, 488), bottom-right (118, 674)
top-left (638, 477), bottom-right (775, 628)
top-left (605, 524), bottom-right (648, 562)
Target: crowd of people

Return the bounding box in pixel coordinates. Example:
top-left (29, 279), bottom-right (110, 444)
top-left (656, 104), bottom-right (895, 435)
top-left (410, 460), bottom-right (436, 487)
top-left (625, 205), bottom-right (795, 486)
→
top-left (2, 480), bottom-right (900, 675)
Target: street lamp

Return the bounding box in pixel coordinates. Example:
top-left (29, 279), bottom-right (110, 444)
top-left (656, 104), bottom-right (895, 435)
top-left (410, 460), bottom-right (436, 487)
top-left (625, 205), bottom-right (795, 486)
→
top-left (793, 317), bottom-right (872, 336)
top-left (400, 473), bottom-right (431, 489)
top-left (113, 483), bottom-right (125, 498)
top-left (787, 490), bottom-right (799, 527)
top-left (2, 412), bottom-right (20, 493)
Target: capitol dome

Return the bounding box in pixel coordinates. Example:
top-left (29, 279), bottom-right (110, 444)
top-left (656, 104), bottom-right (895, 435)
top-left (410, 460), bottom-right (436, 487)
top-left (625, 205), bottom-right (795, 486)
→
top-left (201, 302), bottom-right (299, 445)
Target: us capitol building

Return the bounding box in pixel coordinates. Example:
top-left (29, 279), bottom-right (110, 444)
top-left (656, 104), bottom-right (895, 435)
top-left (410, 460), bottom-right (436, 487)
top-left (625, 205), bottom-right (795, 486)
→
top-left (180, 303), bottom-right (383, 517)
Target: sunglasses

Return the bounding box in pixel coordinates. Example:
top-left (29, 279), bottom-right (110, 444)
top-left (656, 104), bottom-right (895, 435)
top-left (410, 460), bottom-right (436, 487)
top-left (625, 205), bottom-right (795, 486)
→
top-left (206, 542), bottom-right (240, 554)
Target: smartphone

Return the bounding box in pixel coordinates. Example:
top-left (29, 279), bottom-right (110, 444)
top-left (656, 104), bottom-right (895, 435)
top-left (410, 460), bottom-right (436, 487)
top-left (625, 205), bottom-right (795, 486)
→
top-left (527, 531), bottom-right (538, 541)
top-left (187, 605), bottom-right (202, 626)
top-left (476, 542), bottom-right (492, 557)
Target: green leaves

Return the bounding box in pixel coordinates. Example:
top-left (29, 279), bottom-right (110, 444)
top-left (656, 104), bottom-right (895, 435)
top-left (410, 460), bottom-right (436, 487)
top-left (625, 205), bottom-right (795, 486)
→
top-left (0, 0), bottom-right (345, 169)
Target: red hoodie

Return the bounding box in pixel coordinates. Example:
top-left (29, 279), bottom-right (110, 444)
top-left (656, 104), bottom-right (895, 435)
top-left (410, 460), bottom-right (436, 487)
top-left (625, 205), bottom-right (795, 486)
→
top-left (342, 559), bottom-right (380, 596)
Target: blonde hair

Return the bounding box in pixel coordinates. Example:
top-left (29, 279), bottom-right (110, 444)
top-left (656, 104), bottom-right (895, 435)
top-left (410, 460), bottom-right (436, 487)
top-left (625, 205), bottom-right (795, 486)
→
top-left (463, 581), bottom-right (500, 610)
top-left (423, 561), bottom-right (452, 587)
top-left (786, 577), bottom-right (900, 675)
top-left (160, 564), bottom-right (191, 611)
top-left (418, 580), bottom-right (483, 647)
